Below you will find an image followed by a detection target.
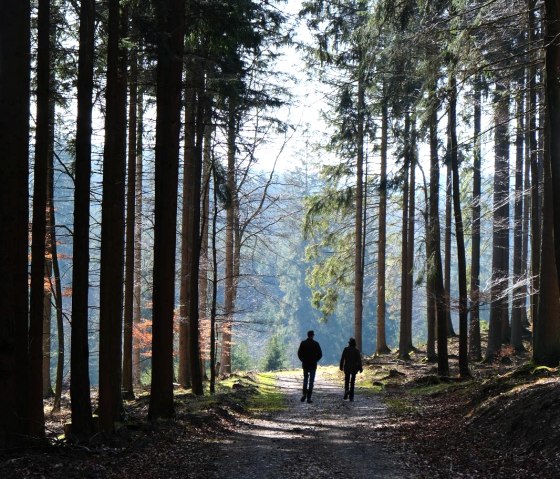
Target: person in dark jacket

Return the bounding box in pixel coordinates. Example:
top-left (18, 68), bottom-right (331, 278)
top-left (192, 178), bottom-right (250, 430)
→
top-left (297, 330), bottom-right (323, 403)
top-left (339, 337), bottom-right (363, 401)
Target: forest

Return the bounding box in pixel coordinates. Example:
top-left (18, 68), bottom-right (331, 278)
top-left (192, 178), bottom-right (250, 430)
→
top-left (2, 0), bottom-right (560, 476)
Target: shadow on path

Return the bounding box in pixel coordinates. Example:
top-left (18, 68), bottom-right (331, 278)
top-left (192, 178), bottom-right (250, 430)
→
top-left (212, 369), bottom-right (406, 479)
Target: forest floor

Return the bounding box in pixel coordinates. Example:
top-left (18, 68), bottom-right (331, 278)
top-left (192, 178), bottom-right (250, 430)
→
top-left (2, 339), bottom-right (560, 478)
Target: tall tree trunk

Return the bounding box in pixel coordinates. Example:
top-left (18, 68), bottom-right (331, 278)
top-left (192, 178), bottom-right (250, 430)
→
top-left (220, 103), bottom-right (237, 375)
top-left (443, 0), bottom-right (457, 346)
top-left (425, 92), bottom-right (438, 362)
top-left (43, 76), bottom-right (57, 400)
top-left (122, 45), bottom-right (138, 400)
top-left (543, 0), bottom-right (560, 292)
top-left (522, 91), bottom-right (531, 332)
top-left (448, 71), bottom-right (470, 377)
top-left (50, 150), bottom-right (65, 414)
top-left (425, 207), bottom-right (436, 362)
top-left (232, 194), bottom-right (241, 355)
top-left (210, 166), bottom-right (219, 393)
top-left (427, 101), bottom-right (449, 376)
top-left (187, 73), bottom-right (205, 396)
top-left (424, 184), bottom-right (437, 362)
top-left (199, 118), bottom-right (213, 376)
top-left (28, 0), bottom-right (51, 438)
top-left (0, 0), bottom-right (31, 447)
top-left (149, 0), bottom-right (186, 419)
top-left (376, 99), bottom-right (390, 354)
top-left (133, 86), bottom-right (144, 386)
top-left (444, 165), bottom-right (456, 337)
top-left (486, 83), bottom-right (511, 360)
top-left (354, 76), bottom-right (365, 351)
top-left (70, 0), bottom-right (95, 440)
top-left (43, 252), bottom-right (53, 400)
top-left (99, 1), bottom-right (128, 433)
top-left (178, 64), bottom-right (196, 388)
top-left (398, 112), bottom-right (411, 361)
top-left (511, 78), bottom-right (526, 352)
top-left (469, 77), bottom-right (482, 361)
top-left (534, 110), bottom-right (560, 365)
top-left (405, 123), bottom-right (416, 352)
top-left (528, 0), bottom-right (541, 330)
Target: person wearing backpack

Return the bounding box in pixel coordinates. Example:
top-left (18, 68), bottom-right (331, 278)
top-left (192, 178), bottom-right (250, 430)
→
top-left (339, 337), bottom-right (363, 401)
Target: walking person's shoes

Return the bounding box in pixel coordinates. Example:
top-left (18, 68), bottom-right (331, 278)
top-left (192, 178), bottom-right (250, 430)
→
top-left (343, 391), bottom-right (349, 400)
top-left (301, 395), bottom-right (306, 402)
top-left (306, 399), bottom-right (313, 403)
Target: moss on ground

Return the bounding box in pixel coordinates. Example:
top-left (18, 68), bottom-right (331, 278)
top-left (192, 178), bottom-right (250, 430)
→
top-left (385, 397), bottom-right (418, 415)
top-left (244, 372), bottom-right (285, 412)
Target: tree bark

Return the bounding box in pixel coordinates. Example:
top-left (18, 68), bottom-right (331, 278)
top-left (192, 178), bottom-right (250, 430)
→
top-left (534, 111), bottom-right (560, 365)
top-left (122, 44), bottom-right (138, 400)
top-left (528, 0), bottom-right (541, 332)
top-left (187, 72), bottom-right (206, 396)
top-left (70, 0), bottom-right (95, 440)
top-left (50, 150), bottom-right (65, 414)
top-left (178, 63), bottom-right (196, 388)
top-left (376, 99), bottom-right (390, 355)
top-left (220, 103), bottom-right (238, 375)
top-left (99, 0), bottom-right (128, 432)
top-left (426, 92), bottom-right (438, 362)
top-left (444, 164), bottom-right (456, 337)
top-left (522, 87), bottom-right (531, 332)
top-left (149, 0), bottom-right (186, 419)
top-left (133, 86), bottom-right (144, 386)
top-left (32, 0), bottom-right (52, 416)
top-left (399, 112), bottom-right (411, 360)
top-left (43, 63), bottom-right (57, 400)
top-left (543, 0), bottom-right (560, 295)
top-left (43, 257), bottom-right (53, 400)
top-left (427, 99), bottom-right (449, 376)
top-left (448, 71), bottom-right (470, 377)
top-left (199, 120), bottom-right (213, 375)
top-left (0, 0), bottom-right (31, 447)
top-left (354, 76), bottom-right (365, 351)
top-left (210, 166), bottom-right (219, 393)
top-left (405, 122), bottom-right (416, 353)
top-left (29, 0), bottom-right (51, 438)
top-left (486, 83), bottom-right (511, 360)
top-left (511, 77), bottom-right (526, 352)
top-left (469, 77), bottom-right (482, 361)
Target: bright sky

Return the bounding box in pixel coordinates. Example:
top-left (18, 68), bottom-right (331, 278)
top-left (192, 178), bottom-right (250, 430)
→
top-left (253, 0), bottom-right (330, 174)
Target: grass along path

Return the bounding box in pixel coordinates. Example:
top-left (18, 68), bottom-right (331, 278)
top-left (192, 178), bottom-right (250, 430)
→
top-left (211, 367), bottom-right (406, 479)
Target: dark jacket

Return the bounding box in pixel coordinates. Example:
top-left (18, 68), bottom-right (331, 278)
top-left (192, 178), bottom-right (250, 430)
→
top-left (340, 346), bottom-right (363, 374)
top-left (298, 338), bottom-right (323, 370)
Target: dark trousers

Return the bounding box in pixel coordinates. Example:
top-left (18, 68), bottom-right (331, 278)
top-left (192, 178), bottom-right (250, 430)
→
top-left (344, 372), bottom-right (356, 400)
top-left (302, 367), bottom-right (316, 399)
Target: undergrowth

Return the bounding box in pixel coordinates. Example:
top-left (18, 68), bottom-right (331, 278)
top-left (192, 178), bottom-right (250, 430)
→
top-left (246, 372), bottom-right (287, 413)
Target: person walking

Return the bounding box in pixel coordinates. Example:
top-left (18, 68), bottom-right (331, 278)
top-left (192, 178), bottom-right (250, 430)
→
top-left (339, 337), bottom-right (363, 401)
top-left (297, 330), bottom-right (322, 403)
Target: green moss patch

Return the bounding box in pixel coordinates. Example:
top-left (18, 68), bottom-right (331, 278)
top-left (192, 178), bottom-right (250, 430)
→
top-left (246, 372), bottom-right (287, 413)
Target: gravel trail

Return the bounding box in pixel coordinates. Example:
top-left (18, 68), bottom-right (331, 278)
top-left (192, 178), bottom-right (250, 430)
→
top-left (212, 370), bottom-right (406, 479)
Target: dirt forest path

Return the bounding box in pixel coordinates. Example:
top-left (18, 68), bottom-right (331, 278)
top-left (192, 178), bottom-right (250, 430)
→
top-left (210, 370), bottom-right (406, 479)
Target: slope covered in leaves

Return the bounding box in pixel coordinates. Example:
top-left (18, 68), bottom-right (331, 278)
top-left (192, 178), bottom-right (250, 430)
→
top-left (378, 344), bottom-right (560, 478)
